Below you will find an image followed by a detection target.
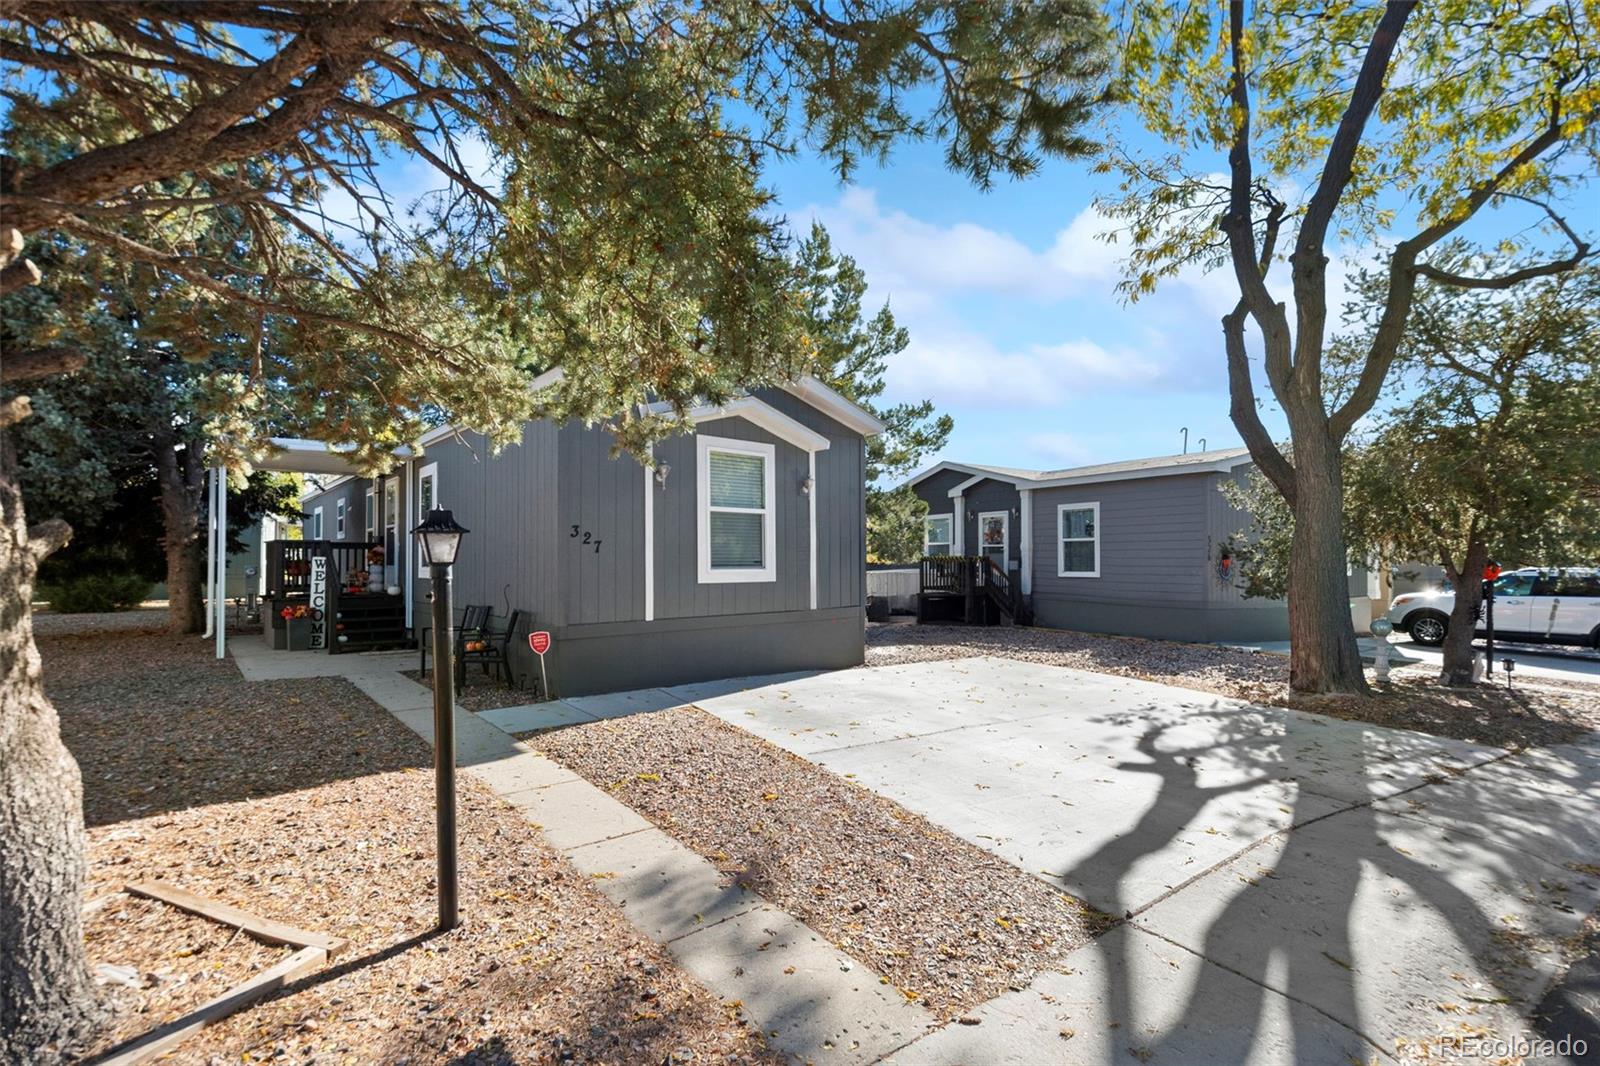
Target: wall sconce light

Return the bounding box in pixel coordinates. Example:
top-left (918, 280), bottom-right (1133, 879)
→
top-left (800, 475), bottom-right (814, 496)
top-left (654, 463), bottom-right (671, 488)
top-left (1011, 507), bottom-right (1020, 518)
top-left (967, 509), bottom-right (976, 521)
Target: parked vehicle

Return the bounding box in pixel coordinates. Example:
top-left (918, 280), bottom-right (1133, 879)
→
top-left (1385, 567), bottom-right (1600, 648)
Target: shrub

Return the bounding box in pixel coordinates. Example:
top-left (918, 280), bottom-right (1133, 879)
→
top-left (47, 573), bottom-right (152, 614)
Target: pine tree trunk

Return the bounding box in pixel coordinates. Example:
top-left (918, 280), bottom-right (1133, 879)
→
top-left (1439, 541), bottom-right (1487, 688)
top-left (156, 432), bottom-right (205, 635)
top-left (1285, 424), bottom-right (1368, 695)
top-left (0, 430), bottom-right (101, 1062)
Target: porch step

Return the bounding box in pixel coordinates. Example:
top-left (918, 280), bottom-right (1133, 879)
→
top-left (331, 596), bottom-right (408, 654)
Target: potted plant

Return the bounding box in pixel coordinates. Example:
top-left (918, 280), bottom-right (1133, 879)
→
top-left (281, 604), bottom-right (313, 650)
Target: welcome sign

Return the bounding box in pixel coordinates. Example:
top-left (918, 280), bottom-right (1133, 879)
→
top-left (309, 556), bottom-right (328, 650)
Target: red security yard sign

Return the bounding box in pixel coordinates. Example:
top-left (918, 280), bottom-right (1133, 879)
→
top-left (528, 631), bottom-right (552, 697)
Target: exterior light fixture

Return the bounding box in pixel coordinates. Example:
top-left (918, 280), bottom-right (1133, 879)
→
top-left (410, 507), bottom-right (470, 931)
top-left (800, 475), bottom-right (814, 496)
top-left (654, 463), bottom-right (671, 488)
top-left (414, 508), bottom-right (468, 568)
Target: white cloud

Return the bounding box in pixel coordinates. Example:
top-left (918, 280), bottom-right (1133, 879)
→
top-left (887, 329), bottom-right (1173, 409)
top-left (1021, 431), bottom-right (1096, 468)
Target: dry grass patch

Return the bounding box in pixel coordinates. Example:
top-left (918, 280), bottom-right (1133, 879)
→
top-left (533, 706), bottom-right (1116, 1019)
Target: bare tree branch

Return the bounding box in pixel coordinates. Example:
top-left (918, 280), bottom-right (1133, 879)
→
top-left (1, 347), bottom-right (87, 383)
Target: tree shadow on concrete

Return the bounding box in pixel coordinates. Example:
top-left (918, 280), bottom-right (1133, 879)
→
top-left (1056, 712), bottom-right (1600, 1064)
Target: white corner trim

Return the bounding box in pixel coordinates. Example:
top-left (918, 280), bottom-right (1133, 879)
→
top-left (780, 376), bottom-right (887, 436)
top-left (1019, 489), bottom-right (1034, 595)
top-left (1056, 501), bottom-right (1101, 578)
top-left (647, 395), bottom-right (831, 454)
top-left (808, 451), bottom-right (818, 609)
top-left (696, 434), bottom-right (777, 584)
top-left (951, 493), bottom-right (965, 555)
top-left (404, 458), bottom-right (415, 630)
top-left (644, 449), bottom-right (655, 621)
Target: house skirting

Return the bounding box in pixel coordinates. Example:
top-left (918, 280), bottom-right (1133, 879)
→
top-left (504, 606), bottom-right (866, 698)
top-left (1030, 597), bottom-right (1289, 644)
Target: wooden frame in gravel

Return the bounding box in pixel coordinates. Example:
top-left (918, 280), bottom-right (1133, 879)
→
top-left (95, 881), bottom-right (348, 1066)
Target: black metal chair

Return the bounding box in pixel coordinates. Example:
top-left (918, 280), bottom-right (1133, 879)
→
top-left (420, 603), bottom-right (492, 676)
top-left (456, 609), bottom-right (525, 689)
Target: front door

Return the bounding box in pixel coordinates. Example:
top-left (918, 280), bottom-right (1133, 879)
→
top-left (978, 511), bottom-right (1009, 572)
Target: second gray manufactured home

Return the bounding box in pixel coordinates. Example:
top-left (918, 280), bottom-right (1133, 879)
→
top-left (904, 448), bottom-right (1290, 643)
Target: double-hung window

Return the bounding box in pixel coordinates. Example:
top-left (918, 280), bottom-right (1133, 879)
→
top-left (312, 506), bottom-right (324, 540)
top-left (335, 499), bottom-right (346, 539)
top-left (1057, 502), bottom-right (1099, 578)
top-left (698, 435), bottom-right (776, 583)
top-left (364, 488), bottom-right (376, 540)
top-left (924, 514), bottom-right (953, 557)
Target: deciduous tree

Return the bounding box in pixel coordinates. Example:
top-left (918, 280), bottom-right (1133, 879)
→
top-left (1102, 0), bottom-right (1599, 694)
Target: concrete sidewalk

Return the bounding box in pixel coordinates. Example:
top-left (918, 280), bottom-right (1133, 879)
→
top-left (226, 643), bottom-right (930, 1063)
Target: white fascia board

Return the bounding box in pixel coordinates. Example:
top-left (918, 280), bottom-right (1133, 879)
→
top-left (779, 376), bottom-right (886, 436)
top-left (645, 395), bottom-right (832, 453)
top-left (1027, 455), bottom-right (1250, 491)
top-left (903, 460), bottom-right (1037, 492)
top-left (946, 474), bottom-right (991, 498)
top-left (530, 366), bottom-right (566, 391)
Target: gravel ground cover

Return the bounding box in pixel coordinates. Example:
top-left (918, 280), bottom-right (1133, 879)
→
top-left (401, 668), bottom-right (535, 712)
top-left (40, 629), bottom-right (776, 1064)
top-left (868, 623), bottom-right (1600, 749)
top-left (532, 706), bottom-right (1116, 1020)
top-left (30, 603), bottom-right (171, 636)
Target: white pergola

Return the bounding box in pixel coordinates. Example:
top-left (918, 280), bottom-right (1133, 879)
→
top-left (205, 438), bottom-right (416, 659)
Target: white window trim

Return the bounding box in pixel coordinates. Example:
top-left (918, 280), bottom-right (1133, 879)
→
top-left (1057, 501), bottom-right (1100, 578)
top-left (977, 510), bottom-right (1009, 571)
top-left (697, 434), bottom-right (776, 584)
top-left (312, 506), bottom-right (324, 540)
top-left (335, 499), bottom-right (346, 538)
top-left (416, 463), bottom-right (439, 523)
top-left (923, 512), bottom-right (954, 556)
top-left (364, 488), bottom-right (376, 540)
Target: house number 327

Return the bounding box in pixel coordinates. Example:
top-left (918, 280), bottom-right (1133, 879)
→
top-left (569, 525), bottom-right (603, 553)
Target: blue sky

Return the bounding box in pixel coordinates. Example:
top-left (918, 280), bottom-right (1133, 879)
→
top-left (763, 127), bottom-right (1287, 475)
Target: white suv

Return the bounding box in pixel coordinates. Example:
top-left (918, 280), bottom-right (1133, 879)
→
top-left (1385, 567), bottom-right (1600, 649)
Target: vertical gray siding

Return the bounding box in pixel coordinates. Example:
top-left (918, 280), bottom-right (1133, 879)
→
top-left (912, 470), bottom-right (968, 551)
top-left (1205, 464), bottom-right (1286, 612)
top-left (302, 477), bottom-right (367, 541)
top-left (760, 388), bottom-right (865, 611)
top-left (409, 422), bottom-right (560, 637)
top-left (559, 424), bottom-right (646, 625)
top-left (1031, 474), bottom-right (1210, 608)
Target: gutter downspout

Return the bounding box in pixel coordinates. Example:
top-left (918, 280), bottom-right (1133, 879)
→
top-left (202, 466), bottom-right (216, 641)
top-left (216, 468), bottom-right (228, 659)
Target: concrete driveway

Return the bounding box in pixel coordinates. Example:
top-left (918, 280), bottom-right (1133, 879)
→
top-left (692, 656), bottom-right (1600, 1064)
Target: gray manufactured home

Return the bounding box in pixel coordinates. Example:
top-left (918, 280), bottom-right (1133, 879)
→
top-left (905, 449), bottom-right (1290, 643)
top-left (294, 376), bottom-right (882, 695)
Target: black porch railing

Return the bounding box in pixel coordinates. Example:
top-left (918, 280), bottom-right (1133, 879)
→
top-left (916, 555), bottom-right (1028, 625)
top-left (265, 540), bottom-right (380, 599)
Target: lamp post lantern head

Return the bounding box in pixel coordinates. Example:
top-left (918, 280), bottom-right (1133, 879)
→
top-left (413, 508), bottom-right (469, 568)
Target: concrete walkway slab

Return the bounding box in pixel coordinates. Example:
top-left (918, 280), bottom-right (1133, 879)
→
top-left (1133, 803), bottom-right (1600, 1056)
top-left (888, 924), bottom-right (1371, 1065)
top-left (480, 702), bottom-right (598, 733)
top-left (670, 903), bottom-right (930, 1064)
top-left (500, 778), bottom-right (654, 850)
top-left (565, 829), bottom-right (763, 942)
top-left (562, 687), bottom-right (682, 719)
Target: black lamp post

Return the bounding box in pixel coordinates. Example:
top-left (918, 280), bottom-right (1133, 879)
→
top-left (413, 507), bottom-right (469, 931)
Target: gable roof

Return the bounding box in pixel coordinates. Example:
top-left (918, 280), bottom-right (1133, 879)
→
top-left (905, 447), bottom-right (1254, 494)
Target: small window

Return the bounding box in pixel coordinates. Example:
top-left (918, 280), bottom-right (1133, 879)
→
top-left (1494, 573), bottom-right (1534, 597)
top-left (417, 463), bottom-right (438, 522)
top-left (1057, 502), bottom-right (1099, 578)
top-left (697, 435), bottom-right (775, 583)
top-left (335, 499), bottom-right (346, 538)
top-left (924, 514), bottom-right (953, 557)
top-left (312, 506), bottom-right (324, 540)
